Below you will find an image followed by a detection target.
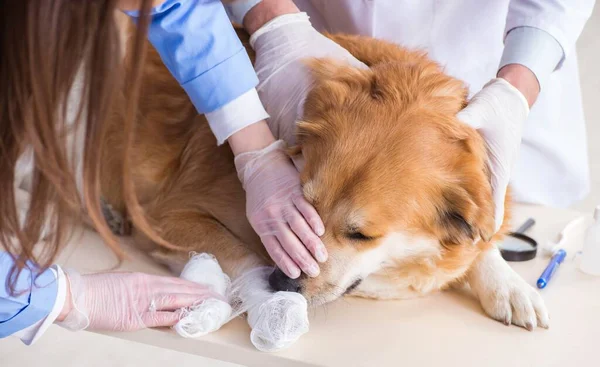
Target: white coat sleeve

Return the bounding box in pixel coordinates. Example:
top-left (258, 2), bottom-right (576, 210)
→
top-left (501, 0), bottom-right (595, 89)
top-left (504, 0), bottom-right (595, 63)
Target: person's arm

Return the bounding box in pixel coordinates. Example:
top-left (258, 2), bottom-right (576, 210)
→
top-left (125, 0), bottom-right (270, 146)
top-left (458, 0), bottom-right (596, 232)
top-left (0, 252), bottom-right (66, 345)
top-left (498, 0), bottom-right (596, 106)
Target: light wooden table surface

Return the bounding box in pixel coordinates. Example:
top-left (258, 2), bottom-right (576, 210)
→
top-left (3, 203), bottom-right (599, 367)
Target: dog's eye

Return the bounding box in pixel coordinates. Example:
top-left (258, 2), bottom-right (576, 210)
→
top-left (346, 231), bottom-right (374, 241)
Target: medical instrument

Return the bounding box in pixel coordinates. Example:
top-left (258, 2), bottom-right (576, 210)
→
top-left (537, 249), bottom-right (567, 289)
top-left (498, 218), bottom-right (538, 262)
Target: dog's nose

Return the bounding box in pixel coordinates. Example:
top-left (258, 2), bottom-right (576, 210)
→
top-left (268, 268), bottom-right (303, 293)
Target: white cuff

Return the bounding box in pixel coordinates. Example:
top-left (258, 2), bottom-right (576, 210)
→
top-left (205, 88), bottom-right (269, 145)
top-left (223, 0), bottom-right (263, 25)
top-left (13, 265), bottom-right (67, 345)
top-left (499, 26), bottom-right (564, 91)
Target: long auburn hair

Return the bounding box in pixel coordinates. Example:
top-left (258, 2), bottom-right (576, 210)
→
top-left (0, 0), bottom-right (159, 291)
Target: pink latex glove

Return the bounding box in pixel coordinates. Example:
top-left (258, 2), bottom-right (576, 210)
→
top-left (235, 140), bottom-right (327, 279)
top-left (457, 78), bottom-right (530, 232)
top-left (57, 270), bottom-right (218, 332)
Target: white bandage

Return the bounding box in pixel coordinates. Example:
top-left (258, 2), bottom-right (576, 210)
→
top-left (173, 253), bottom-right (233, 338)
top-left (173, 254), bottom-right (309, 351)
top-left (231, 268), bottom-right (309, 352)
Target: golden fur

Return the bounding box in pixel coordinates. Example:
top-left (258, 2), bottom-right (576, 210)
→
top-left (101, 27), bottom-right (510, 305)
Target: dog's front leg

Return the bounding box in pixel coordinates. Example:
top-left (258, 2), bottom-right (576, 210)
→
top-left (467, 248), bottom-right (549, 330)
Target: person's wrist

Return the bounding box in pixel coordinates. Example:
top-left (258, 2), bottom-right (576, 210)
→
top-left (497, 64), bottom-right (539, 107)
top-left (55, 274), bottom-right (73, 322)
top-left (243, 0), bottom-right (300, 35)
top-left (228, 120), bottom-right (276, 156)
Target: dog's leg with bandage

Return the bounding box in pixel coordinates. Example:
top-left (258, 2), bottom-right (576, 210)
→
top-left (231, 268), bottom-right (309, 352)
top-left (173, 252), bottom-right (233, 338)
top-left (132, 209), bottom-right (266, 334)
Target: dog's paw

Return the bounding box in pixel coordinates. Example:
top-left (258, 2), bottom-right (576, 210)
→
top-left (478, 273), bottom-right (549, 330)
top-left (247, 291), bottom-right (309, 352)
top-left (469, 249), bottom-right (549, 330)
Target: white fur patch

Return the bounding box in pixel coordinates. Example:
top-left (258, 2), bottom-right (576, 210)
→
top-left (340, 231), bottom-right (440, 293)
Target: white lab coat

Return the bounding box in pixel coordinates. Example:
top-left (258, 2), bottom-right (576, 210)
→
top-left (294, 0), bottom-right (595, 208)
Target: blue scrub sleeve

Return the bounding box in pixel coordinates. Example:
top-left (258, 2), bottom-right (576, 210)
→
top-left (0, 252), bottom-right (58, 339)
top-left (125, 0), bottom-right (259, 114)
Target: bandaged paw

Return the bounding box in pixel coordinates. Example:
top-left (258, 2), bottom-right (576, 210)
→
top-left (173, 253), bottom-right (232, 338)
top-left (232, 268), bottom-right (309, 352)
top-left (247, 291), bottom-right (309, 352)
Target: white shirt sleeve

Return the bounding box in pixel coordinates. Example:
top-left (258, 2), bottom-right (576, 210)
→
top-left (499, 26), bottom-right (563, 90)
top-left (205, 87), bottom-right (270, 145)
top-left (504, 0), bottom-right (595, 63)
top-left (12, 265), bottom-right (68, 345)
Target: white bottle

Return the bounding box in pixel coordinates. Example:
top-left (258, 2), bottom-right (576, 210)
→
top-left (580, 206), bottom-right (600, 276)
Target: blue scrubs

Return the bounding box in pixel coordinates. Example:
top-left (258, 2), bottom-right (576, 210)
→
top-left (125, 0), bottom-right (259, 114)
top-left (0, 252), bottom-right (58, 339)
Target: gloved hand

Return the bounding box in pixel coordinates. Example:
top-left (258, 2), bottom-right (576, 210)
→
top-left (457, 78), bottom-right (530, 232)
top-left (242, 12), bottom-right (364, 278)
top-left (235, 140), bottom-right (326, 279)
top-left (57, 270), bottom-right (218, 332)
top-left (250, 12), bottom-right (367, 145)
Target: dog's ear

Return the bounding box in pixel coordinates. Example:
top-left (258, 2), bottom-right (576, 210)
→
top-left (303, 58), bottom-right (373, 105)
top-left (295, 59), bottom-right (370, 149)
top-left (437, 184), bottom-right (496, 246)
top-left (435, 124), bottom-right (496, 246)
top-left (438, 187), bottom-right (472, 246)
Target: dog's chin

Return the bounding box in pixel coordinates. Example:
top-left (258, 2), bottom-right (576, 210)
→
top-left (305, 279), bottom-right (363, 307)
top-left (305, 292), bottom-right (342, 307)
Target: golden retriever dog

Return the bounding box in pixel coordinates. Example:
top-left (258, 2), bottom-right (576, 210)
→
top-left (101, 21), bottom-right (548, 333)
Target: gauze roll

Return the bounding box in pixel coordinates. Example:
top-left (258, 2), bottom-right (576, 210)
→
top-left (231, 268), bottom-right (309, 352)
top-left (174, 253), bottom-right (232, 338)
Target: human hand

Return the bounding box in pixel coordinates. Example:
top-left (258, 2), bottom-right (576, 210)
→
top-left (249, 12), bottom-right (367, 145)
top-left (457, 78), bottom-right (530, 232)
top-left (235, 140), bottom-right (327, 279)
top-left (56, 270), bottom-right (218, 332)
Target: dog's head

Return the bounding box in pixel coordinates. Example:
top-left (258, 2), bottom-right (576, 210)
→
top-left (270, 56), bottom-right (496, 305)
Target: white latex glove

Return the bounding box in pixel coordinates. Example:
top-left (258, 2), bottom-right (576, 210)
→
top-left (235, 140), bottom-right (327, 279)
top-left (250, 12), bottom-right (367, 146)
top-left (57, 270), bottom-right (219, 332)
top-left (457, 78), bottom-right (530, 232)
